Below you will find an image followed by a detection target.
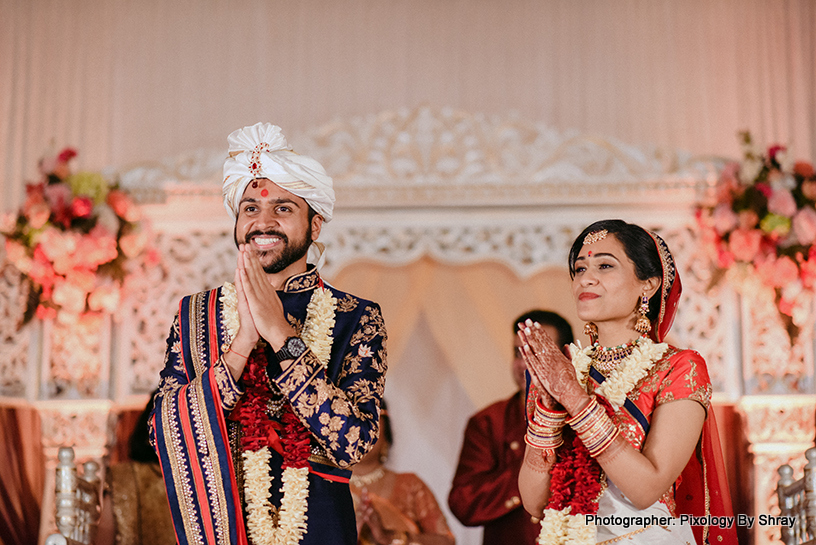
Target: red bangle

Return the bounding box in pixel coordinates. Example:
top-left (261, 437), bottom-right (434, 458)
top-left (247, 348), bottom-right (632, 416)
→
top-left (227, 347), bottom-right (249, 360)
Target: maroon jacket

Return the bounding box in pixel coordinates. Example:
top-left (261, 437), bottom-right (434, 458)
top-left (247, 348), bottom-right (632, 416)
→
top-left (448, 392), bottom-right (540, 545)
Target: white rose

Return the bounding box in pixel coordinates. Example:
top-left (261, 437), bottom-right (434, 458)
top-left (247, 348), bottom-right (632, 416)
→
top-left (740, 158), bottom-right (763, 184)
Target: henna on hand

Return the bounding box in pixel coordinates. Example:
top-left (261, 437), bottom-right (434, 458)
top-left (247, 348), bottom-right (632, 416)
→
top-left (523, 446), bottom-right (555, 474)
top-left (518, 323), bottom-right (590, 414)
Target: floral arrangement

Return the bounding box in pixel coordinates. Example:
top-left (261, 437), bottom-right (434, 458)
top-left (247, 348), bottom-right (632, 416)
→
top-left (1, 147), bottom-right (158, 325)
top-left (697, 132), bottom-right (816, 338)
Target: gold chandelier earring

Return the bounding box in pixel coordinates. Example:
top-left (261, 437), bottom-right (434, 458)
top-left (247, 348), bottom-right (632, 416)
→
top-left (584, 322), bottom-right (598, 342)
top-left (634, 293), bottom-right (651, 335)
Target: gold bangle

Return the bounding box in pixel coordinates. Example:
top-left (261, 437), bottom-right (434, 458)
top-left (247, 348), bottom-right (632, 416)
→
top-left (566, 397), bottom-right (620, 457)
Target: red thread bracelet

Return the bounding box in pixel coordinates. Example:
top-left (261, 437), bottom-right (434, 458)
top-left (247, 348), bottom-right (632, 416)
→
top-left (228, 347), bottom-right (249, 360)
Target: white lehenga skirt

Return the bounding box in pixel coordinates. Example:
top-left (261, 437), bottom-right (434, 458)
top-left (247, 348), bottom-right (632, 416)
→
top-left (592, 480), bottom-right (697, 544)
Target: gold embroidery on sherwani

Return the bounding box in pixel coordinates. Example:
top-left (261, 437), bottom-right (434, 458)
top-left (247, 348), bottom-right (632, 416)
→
top-left (270, 294), bottom-right (387, 471)
top-left (189, 293), bottom-right (207, 379)
top-left (337, 294), bottom-right (359, 313)
top-left (180, 293), bottom-right (236, 543)
top-left (349, 306), bottom-right (385, 346)
top-left (339, 351), bottom-right (364, 380)
top-left (189, 385), bottom-right (229, 544)
top-left (287, 313), bottom-right (304, 335)
top-left (214, 361), bottom-right (241, 410)
top-left (162, 392), bottom-right (203, 544)
top-left (284, 268), bottom-right (319, 292)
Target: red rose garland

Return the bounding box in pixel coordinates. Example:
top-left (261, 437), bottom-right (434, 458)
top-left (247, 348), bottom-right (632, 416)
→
top-left (545, 398), bottom-right (614, 515)
top-left (233, 350), bottom-right (312, 545)
top-left (234, 350), bottom-right (310, 465)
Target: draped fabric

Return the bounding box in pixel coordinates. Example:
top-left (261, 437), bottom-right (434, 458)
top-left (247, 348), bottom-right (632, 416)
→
top-left (2, 0), bottom-right (815, 212)
top-left (0, 406), bottom-right (44, 545)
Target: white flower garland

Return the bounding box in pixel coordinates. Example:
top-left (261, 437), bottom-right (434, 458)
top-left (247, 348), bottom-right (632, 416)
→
top-left (568, 337), bottom-right (668, 409)
top-left (242, 449), bottom-right (310, 545)
top-left (300, 286), bottom-right (337, 368)
top-left (220, 280), bottom-right (337, 545)
top-left (538, 507), bottom-right (597, 545)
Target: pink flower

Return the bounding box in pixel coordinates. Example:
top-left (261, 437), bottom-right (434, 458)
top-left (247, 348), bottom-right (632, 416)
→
top-left (64, 267), bottom-right (96, 293)
top-left (772, 256), bottom-right (800, 288)
top-left (30, 246), bottom-right (57, 286)
top-left (795, 161), bottom-right (815, 179)
top-left (36, 305), bottom-right (57, 321)
top-left (802, 181), bottom-right (816, 201)
top-left (43, 183), bottom-right (74, 226)
top-left (57, 148), bottom-right (77, 163)
top-left (755, 183), bottom-right (772, 198)
top-left (712, 204), bottom-right (738, 235)
top-left (75, 230), bottom-right (119, 268)
top-left (778, 296), bottom-right (795, 317)
top-left (38, 228), bottom-right (78, 264)
top-left (51, 280), bottom-right (87, 314)
top-left (768, 144), bottom-right (785, 161)
top-left (716, 163), bottom-right (740, 202)
top-left (39, 148), bottom-right (77, 180)
top-left (5, 239), bottom-right (32, 274)
top-left (756, 258), bottom-right (776, 287)
top-left (43, 183), bottom-right (72, 209)
top-left (800, 258), bottom-right (816, 289)
top-left (119, 230), bottom-right (147, 259)
top-left (717, 247), bottom-right (735, 268)
top-left (88, 284), bottom-right (120, 313)
top-left (0, 212), bottom-right (17, 234)
top-left (24, 183), bottom-right (45, 204)
top-left (107, 190), bottom-right (141, 222)
top-left (738, 209), bottom-right (760, 229)
top-left (767, 188), bottom-right (797, 217)
top-left (69, 196), bottom-right (93, 218)
top-left (25, 202), bottom-right (51, 229)
top-left (728, 229), bottom-right (762, 262)
top-left (793, 208), bottom-right (816, 246)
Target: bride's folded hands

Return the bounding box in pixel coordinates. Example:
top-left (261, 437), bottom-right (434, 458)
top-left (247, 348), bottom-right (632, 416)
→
top-left (518, 321), bottom-right (591, 415)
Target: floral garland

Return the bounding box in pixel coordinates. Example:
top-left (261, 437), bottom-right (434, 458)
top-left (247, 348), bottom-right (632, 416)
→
top-left (300, 286), bottom-right (337, 367)
top-left (221, 280), bottom-right (337, 545)
top-left (569, 337), bottom-right (668, 409)
top-left (537, 337), bottom-right (665, 544)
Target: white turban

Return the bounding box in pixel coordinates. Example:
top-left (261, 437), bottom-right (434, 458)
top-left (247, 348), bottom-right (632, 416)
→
top-left (222, 122), bottom-right (335, 222)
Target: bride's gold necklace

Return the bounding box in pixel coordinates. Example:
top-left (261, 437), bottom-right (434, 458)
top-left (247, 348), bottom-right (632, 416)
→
top-left (591, 338), bottom-right (640, 376)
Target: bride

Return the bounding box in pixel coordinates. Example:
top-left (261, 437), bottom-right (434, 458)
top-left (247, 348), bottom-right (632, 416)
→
top-left (517, 219), bottom-right (735, 544)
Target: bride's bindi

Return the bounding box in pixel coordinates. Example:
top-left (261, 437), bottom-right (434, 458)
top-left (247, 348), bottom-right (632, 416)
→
top-left (261, 189), bottom-right (268, 197)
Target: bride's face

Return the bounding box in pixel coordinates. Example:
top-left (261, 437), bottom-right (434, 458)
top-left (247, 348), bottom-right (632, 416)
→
top-left (571, 234), bottom-right (653, 327)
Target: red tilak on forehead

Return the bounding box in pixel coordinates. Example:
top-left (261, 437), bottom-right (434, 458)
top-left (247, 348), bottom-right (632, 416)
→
top-left (261, 189), bottom-right (268, 197)
top-left (588, 251), bottom-right (593, 256)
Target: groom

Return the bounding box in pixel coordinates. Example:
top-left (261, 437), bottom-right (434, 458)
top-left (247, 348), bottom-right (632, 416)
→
top-left (149, 122), bottom-right (387, 545)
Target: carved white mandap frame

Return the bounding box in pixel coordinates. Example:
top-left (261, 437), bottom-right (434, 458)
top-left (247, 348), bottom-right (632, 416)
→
top-left (1, 106), bottom-right (813, 545)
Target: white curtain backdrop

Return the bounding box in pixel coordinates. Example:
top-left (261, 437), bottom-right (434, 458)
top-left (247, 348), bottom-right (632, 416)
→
top-left (2, 0), bottom-right (815, 211)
